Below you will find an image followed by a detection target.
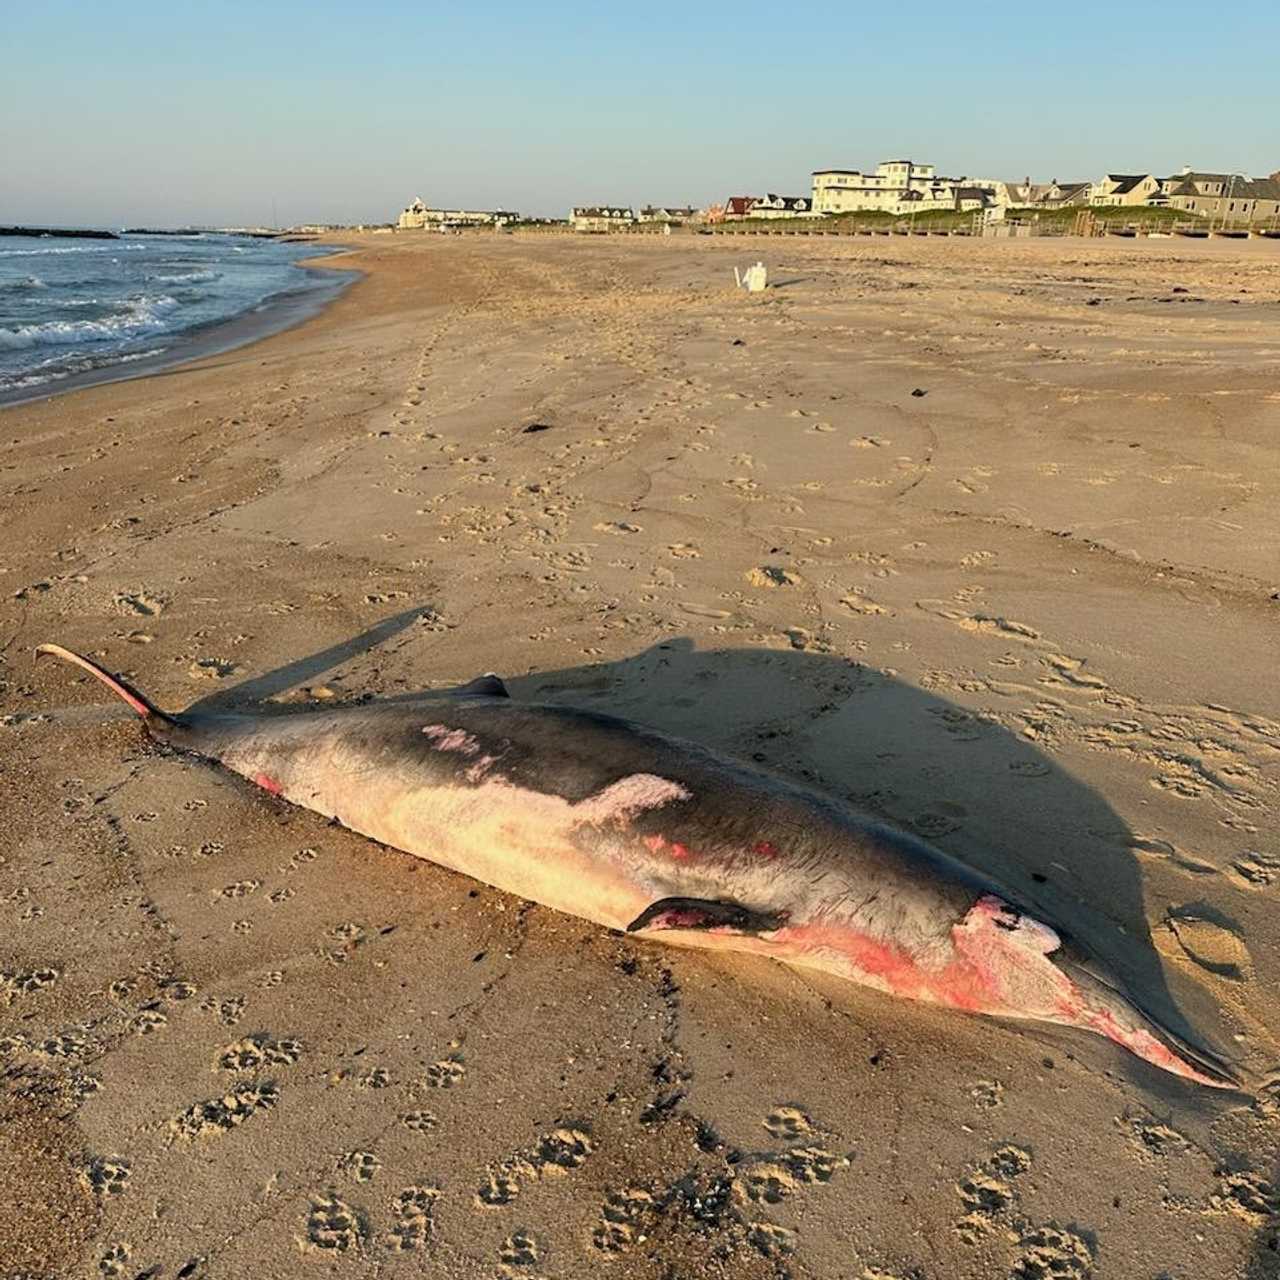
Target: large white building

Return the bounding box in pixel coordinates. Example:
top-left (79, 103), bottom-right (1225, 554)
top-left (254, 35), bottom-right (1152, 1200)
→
top-left (398, 198), bottom-right (517, 229)
top-left (811, 160), bottom-right (1006, 216)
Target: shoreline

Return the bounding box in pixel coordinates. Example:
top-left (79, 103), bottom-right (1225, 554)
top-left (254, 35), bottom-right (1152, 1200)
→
top-left (0, 247), bottom-right (363, 410)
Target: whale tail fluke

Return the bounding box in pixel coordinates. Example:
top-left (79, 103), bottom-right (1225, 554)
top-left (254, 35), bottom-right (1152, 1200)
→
top-left (35, 644), bottom-right (175, 725)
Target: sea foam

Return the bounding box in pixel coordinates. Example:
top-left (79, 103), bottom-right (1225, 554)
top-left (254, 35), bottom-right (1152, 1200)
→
top-left (0, 294), bottom-right (180, 350)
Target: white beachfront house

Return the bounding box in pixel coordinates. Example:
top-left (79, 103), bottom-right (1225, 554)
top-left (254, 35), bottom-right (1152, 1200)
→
top-left (570, 206), bottom-right (635, 233)
top-left (812, 161), bottom-right (1007, 216)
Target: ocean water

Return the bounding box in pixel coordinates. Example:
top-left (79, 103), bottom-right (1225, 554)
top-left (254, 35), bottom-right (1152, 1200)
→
top-left (0, 232), bottom-right (341, 397)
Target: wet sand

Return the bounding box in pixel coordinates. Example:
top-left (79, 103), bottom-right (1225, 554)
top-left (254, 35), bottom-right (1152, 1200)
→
top-left (2, 229), bottom-right (1279, 1278)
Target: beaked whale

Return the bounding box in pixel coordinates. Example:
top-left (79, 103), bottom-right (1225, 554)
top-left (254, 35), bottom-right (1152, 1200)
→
top-left (36, 642), bottom-right (1237, 1089)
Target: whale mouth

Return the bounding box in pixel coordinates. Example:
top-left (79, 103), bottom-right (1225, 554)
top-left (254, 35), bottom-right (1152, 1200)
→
top-left (626, 896), bottom-right (788, 936)
top-left (1057, 956), bottom-right (1241, 1091)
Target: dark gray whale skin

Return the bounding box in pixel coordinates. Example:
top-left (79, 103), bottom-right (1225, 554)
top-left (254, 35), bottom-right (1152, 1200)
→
top-left (36, 643), bottom-right (1237, 1089)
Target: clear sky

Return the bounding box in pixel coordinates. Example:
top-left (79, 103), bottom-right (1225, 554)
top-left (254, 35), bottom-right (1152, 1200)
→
top-left (4, 0), bottom-right (1278, 227)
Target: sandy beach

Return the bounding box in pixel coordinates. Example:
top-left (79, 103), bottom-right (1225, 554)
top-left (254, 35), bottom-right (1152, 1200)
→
top-left (3, 229), bottom-right (1279, 1278)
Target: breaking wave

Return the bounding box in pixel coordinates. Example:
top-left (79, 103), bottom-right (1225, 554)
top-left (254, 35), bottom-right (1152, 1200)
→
top-left (153, 268), bottom-right (220, 284)
top-left (0, 294), bottom-right (180, 350)
top-left (0, 242), bottom-right (150, 258)
top-left (0, 275), bottom-right (46, 291)
top-left (0, 346), bottom-right (168, 392)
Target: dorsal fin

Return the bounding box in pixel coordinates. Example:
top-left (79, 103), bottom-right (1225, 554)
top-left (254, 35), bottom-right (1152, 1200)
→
top-left (456, 673), bottom-right (509, 699)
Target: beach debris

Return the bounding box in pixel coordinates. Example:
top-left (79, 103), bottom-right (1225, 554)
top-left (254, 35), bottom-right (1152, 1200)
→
top-left (910, 388), bottom-right (928, 398)
top-left (733, 262), bottom-right (768, 293)
top-left (522, 422), bottom-right (553, 434)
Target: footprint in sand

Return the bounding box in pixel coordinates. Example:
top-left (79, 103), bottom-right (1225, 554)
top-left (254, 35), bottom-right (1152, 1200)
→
top-left (130, 1008), bottom-right (167, 1036)
top-left (424, 1056), bottom-right (466, 1089)
top-left (83, 1156), bottom-right (131, 1198)
top-left (593, 1188), bottom-right (655, 1252)
top-left (171, 1081), bottom-right (279, 1139)
top-left (188, 657), bottom-right (240, 681)
top-left (841, 591), bottom-right (890, 616)
top-left (1012, 1225), bottom-right (1093, 1278)
top-left (500, 1231), bottom-right (541, 1268)
top-left (1040, 653), bottom-right (1107, 689)
top-left (217, 1034), bottom-right (302, 1071)
top-left (401, 1109), bottom-right (438, 1132)
top-left (219, 879), bottom-right (261, 899)
top-left (954, 1145), bottom-right (1032, 1244)
top-left (1119, 1112), bottom-right (1190, 1156)
top-left (738, 1147), bottom-right (850, 1203)
top-left (477, 1164), bottom-right (527, 1207)
top-left (970, 1079), bottom-right (1004, 1109)
top-left (114, 590), bottom-right (166, 617)
top-left (1211, 1170), bottom-right (1279, 1223)
top-left (0, 966), bottom-right (58, 1003)
top-left (1129, 836), bottom-right (1216, 877)
top-left (763, 1105), bottom-right (815, 1141)
top-left (476, 1127), bottom-right (595, 1207)
top-left (98, 1243), bottom-right (132, 1277)
top-left (302, 1193), bottom-right (366, 1252)
top-left (748, 1221), bottom-right (797, 1258)
top-left (389, 1185), bottom-right (438, 1250)
top-left (341, 1150), bottom-right (382, 1183)
top-left (918, 601), bottom-right (1042, 641)
top-left (1162, 908), bottom-right (1251, 980)
top-left (1231, 850), bottom-right (1280, 888)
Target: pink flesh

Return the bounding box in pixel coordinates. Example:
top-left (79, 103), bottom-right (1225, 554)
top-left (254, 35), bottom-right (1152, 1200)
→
top-left (421, 724), bottom-right (482, 754)
top-left (772, 920), bottom-right (994, 1010)
top-left (771, 896), bottom-right (1231, 1087)
top-left (1055, 979), bottom-right (1230, 1088)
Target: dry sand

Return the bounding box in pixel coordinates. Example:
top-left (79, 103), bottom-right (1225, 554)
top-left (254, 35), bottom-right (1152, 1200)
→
top-left (2, 229), bottom-right (1279, 1278)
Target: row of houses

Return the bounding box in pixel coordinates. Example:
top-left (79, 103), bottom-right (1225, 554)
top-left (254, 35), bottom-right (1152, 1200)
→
top-left (1008, 170), bottom-right (1280, 220)
top-left (398, 163), bottom-right (1280, 235)
top-left (809, 162), bottom-right (1280, 221)
top-left (568, 205), bottom-right (698, 231)
top-left (397, 200), bottom-right (702, 232)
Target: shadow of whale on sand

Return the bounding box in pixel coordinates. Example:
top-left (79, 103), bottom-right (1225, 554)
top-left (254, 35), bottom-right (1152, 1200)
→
top-left (184, 611), bottom-right (1237, 1095)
